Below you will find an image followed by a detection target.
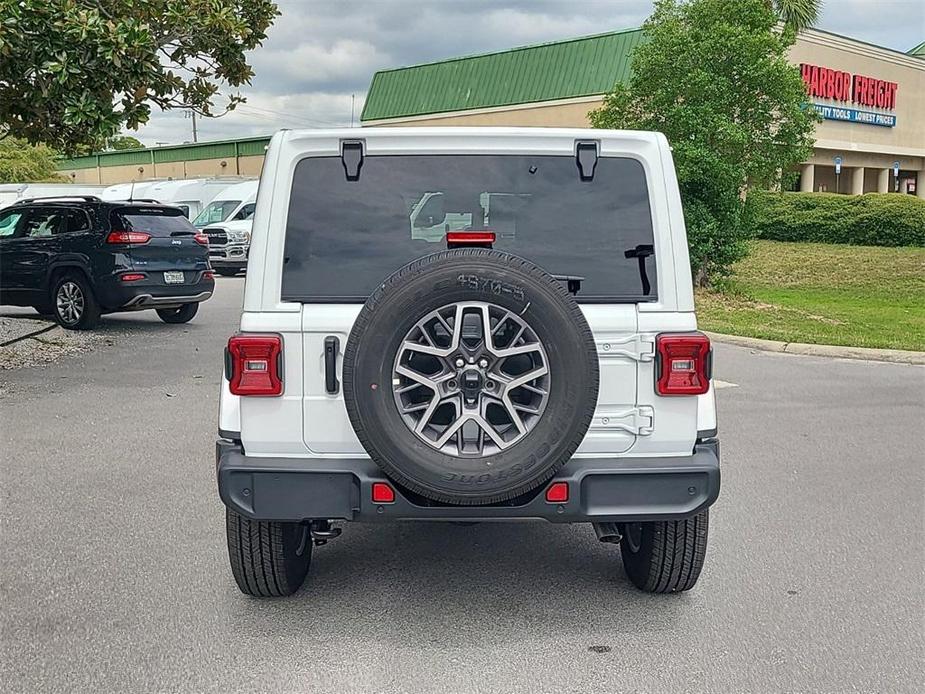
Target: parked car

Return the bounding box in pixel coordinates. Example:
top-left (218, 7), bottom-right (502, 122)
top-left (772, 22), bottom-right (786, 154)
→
top-left (202, 216), bottom-right (252, 276)
top-left (216, 128), bottom-right (719, 597)
top-left (0, 196), bottom-right (214, 329)
top-left (192, 180), bottom-right (258, 228)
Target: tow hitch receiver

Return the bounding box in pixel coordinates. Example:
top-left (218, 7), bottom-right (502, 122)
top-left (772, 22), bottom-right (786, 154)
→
top-left (309, 520), bottom-right (342, 546)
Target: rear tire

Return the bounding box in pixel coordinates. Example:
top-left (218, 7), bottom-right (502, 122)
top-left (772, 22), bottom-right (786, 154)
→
top-left (51, 272), bottom-right (101, 330)
top-left (216, 268), bottom-right (239, 277)
top-left (156, 302), bottom-right (198, 323)
top-left (620, 511), bottom-right (709, 593)
top-left (225, 509), bottom-right (312, 597)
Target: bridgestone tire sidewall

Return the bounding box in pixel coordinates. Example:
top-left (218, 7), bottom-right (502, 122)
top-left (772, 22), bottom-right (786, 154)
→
top-left (343, 249), bottom-right (599, 505)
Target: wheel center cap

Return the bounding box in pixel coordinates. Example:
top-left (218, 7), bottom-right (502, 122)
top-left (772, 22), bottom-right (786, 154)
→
top-left (461, 368), bottom-right (483, 399)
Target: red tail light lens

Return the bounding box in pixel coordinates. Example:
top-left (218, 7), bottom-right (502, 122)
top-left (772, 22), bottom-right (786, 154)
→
top-left (226, 334), bottom-right (283, 396)
top-left (120, 273), bottom-right (146, 282)
top-left (203, 271), bottom-right (214, 280)
top-left (106, 231), bottom-right (151, 244)
top-left (194, 233), bottom-right (209, 246)
top-left (655, 333), bottom-right (712, 396)
top-left (545, 481), bottom-right (569, 503)
top-left (371, 482), bottom-right (396, 504)
top-left (447, 231), bottom-right (495, 247)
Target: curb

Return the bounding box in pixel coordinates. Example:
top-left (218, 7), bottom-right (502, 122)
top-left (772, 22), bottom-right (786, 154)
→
top-left (704, 332), bottom-right (925, 365)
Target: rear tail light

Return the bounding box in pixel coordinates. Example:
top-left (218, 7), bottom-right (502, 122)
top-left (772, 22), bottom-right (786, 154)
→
top-left (194, 233), bottom-right (209, 246)
top-left (106, 230), bottom-right (151, 244)
top-left (120, 273), bottom-right (146, 282)
top-left (203, 271), bottom-right (214, 280)
top-left (226, 334), bottom-right (283, 396)
top-left (447, 231), bottom-right (495, 248)
top-left (655, 333), bottom-right (712, 396)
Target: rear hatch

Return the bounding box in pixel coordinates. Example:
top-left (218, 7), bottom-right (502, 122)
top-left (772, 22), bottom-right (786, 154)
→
top-left (277, 151), bottom-right (659, 458)
top-left (112, 206), bottom-right (209, 282)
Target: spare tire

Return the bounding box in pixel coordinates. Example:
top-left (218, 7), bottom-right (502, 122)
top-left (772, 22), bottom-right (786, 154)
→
top-left (342, 249), bottom-right (599, 505)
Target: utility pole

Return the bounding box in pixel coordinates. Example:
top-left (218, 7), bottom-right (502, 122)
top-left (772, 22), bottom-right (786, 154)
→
top-left (350, 94), bottom-right (356, 128)
top-left (186, 110), bottom-right (198, 142)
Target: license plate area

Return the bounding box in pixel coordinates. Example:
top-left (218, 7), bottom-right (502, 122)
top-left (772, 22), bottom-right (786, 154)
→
top-left (164, 271), bottom-right (185, 284)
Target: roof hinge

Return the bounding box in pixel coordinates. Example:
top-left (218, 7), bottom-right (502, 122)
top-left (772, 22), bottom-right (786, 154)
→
top-left (575, 140), bottom-right (599, 181)
top-left (340, 140), bottom-right (364, 181)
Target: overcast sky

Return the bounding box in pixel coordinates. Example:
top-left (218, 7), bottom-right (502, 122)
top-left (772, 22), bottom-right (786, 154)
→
top-left (133, 0), bottom-right (925, 146)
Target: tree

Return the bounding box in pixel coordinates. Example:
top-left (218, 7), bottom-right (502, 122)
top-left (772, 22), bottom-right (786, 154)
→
top-left (590, 0), bottom-right (818, 282)
top-left (771, 0), bottom-right (821, 32)
top-left (105, 135), bottom-right (144, 151)
top-left (0, 0), bottom-right (279, 153)
top-left (0, 137), bottom-right (65, 182)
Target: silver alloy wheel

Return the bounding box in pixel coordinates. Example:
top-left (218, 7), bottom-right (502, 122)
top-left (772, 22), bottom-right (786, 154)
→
top-left (392, 301), bottom-right (550, 457)
top-left (56, 281), bottom-right (84, 325)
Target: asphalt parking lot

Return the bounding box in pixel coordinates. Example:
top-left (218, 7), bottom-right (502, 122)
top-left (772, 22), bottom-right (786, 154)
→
top-left (1, 277), bottom-right (923, 694)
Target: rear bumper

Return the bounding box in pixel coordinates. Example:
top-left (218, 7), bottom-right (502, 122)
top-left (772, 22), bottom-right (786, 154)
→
top-left (96, 272), bottom-right (214, 311)
top-left (216, 439), bottom-right (720, 523)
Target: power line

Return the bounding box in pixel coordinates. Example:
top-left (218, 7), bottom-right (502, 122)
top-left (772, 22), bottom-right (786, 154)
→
top-left (235, 104), bottom-right (343, 127)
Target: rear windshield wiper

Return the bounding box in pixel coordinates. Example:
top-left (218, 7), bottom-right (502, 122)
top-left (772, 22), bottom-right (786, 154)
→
top-left (624, 245), bottom-right (654, 296)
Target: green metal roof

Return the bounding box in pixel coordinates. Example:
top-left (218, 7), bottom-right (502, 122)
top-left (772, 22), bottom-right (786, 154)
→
top-left (58, 136), bottom-right (271, 170)
top-left (909, 41), bottom-right (925, 58)
top-left (361, 28), bottom-right (644, 122)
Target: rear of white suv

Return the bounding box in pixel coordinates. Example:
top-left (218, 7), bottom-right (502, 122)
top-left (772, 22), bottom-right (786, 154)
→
top-left (216, 128), bottom-right (719, 597)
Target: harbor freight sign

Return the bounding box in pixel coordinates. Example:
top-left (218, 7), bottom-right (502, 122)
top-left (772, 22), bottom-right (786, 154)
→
top-left (800, 63), bottom-right (897, 127)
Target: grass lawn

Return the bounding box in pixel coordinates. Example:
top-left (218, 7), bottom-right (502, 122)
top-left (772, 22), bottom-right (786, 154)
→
top-left (696, 240), bottom-right (925, 351)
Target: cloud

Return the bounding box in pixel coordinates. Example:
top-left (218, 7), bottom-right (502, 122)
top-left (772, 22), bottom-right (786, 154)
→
top-left (131, 0), bottom-right (924, 146)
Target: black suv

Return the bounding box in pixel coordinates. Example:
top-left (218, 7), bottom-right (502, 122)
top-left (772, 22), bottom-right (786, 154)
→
top-left (0, 196), bottom-right (214, 329)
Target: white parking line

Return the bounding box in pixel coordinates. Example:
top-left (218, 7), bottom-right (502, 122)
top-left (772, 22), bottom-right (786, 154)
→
top-left (714, 379), bottom-right (739, 389)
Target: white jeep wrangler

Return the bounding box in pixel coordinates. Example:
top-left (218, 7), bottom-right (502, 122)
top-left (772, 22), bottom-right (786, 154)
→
top-left (217, 127), bottom-right (719, 597)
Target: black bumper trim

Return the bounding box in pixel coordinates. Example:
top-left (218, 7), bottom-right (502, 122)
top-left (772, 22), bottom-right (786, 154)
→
top-left (216, 441), bottom-right (720, 523)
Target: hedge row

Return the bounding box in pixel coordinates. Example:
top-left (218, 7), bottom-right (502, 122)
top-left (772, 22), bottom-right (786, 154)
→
top-left (744, 191), bottom-right (925, 247)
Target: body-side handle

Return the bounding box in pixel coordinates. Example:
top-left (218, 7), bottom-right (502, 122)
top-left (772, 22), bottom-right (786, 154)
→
top-left (324, 336), bottom-right (340, 394)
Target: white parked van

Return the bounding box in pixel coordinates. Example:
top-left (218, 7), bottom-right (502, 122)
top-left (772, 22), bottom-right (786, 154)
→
top-left (100, 180), bottom-right (165, 202)
top-left (191, 180), bottom-right (258, 228)
top-left (0, 183), bottom-right (108, 208)
top-left (145, 178), bottom-right (248, 220)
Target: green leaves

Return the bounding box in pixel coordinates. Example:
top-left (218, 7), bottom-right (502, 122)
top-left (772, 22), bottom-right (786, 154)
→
top-left (0, 137), bottom-right (66, 182)
top-left (591, 0), bottom-right (818, 283)
top-left (746, 191), bottom-right (925, 247)
top-left (0, 0), bottom-right (280, 153)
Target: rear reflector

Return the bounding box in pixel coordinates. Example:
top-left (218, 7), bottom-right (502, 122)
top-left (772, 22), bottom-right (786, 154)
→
top-left (447, 231), bottom-right (495, 247)
top-left (545, 482), bottom-right (569, 503)
top-left (226, 334), bottom-right (283, 396)
top-left (106, 231), bottom-right (151, 244)
top-left (203, 271), bottom-right (214, 280)
top-left (371, 482), bottom-right (395, 504)
top-left (655, 333), bottom-right (711, 396)
top-left (194, 233), bottom-right (209, 246)
top-left (120, 273), bottom-right (146, 282)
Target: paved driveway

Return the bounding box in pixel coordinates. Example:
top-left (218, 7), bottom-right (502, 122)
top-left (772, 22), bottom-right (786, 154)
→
top-left (2, 278), bottom-right (923, 693)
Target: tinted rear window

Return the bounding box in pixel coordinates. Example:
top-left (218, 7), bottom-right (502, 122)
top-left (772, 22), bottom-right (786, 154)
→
top-left (282, 155), bottom-right (656, 303)
top-left (112, 207), bottom-right (196, 236)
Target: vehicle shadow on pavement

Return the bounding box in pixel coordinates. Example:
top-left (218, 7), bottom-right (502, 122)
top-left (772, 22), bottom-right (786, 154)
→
top-left (225, 522), bottom-right (693, 645)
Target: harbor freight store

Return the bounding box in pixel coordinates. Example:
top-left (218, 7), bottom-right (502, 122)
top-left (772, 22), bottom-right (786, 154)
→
top-left (361, 27), bottom-right (925, 198)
